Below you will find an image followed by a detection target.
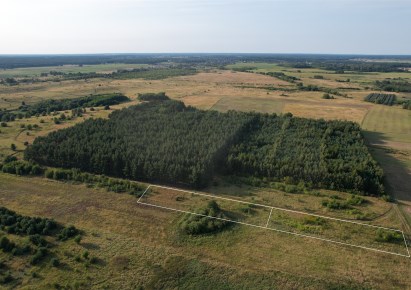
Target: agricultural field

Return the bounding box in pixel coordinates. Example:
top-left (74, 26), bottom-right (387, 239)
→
top-left (1, 55), bottom-right (411, 289)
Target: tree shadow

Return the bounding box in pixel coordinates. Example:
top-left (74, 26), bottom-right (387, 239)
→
top-left (363, 130), bottom-right (411, 203)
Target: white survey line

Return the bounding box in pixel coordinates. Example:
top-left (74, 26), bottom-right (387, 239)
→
top-left (137, 185), bottom-right (151, 203)
top-left (137, 200), bottom-right (410, 258)
top-left (402, 231), bottom-right (411, 257)
top-left (266, 207), bottom-right (273, 228)
top-left (151, 185), bottom-right (402, 233)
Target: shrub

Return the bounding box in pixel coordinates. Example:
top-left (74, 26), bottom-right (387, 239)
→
top-left (178, 201), bottom-right (230, 235)
top-left (29, 234), bottom-right (48, 247)
top-left (74, 235), bottom-right (82, 244)
top-left (58, 226), bottom-right (79, 241)
top-left (322, 93), bottom-right (334, 99)
top-left (0, 236), bottom-right (15, 252)
top-left (375, 229), bottom-right (403, 244)
top-left (50, 258), bottom-right (60, 267)
top-left (30, 247), bottom-right (48, 265)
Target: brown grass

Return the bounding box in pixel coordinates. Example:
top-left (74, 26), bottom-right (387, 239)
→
top-left (0, 174), bottom-right (410, 289)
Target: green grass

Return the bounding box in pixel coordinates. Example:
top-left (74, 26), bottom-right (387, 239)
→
top-left (210, 96), bottom-right (284, 114)
top-left (362, 106), bottom-right (411, 143)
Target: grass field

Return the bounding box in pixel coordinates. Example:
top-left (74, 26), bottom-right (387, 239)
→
top-left (362, 106), bottom-right (411, 144)
top-left (141, 186), bottom-right (408, 256)
top-left (1, 173), bottom-right (410, 289)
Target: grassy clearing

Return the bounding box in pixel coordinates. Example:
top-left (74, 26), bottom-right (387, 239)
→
top-left (0, 174), bottom-right (410, 289)
top-left (210, 96), bottom-right (284, 114)
top-left (362, 105), bottom-right (411, 144)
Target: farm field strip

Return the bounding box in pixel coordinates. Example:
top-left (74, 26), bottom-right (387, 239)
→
top-left (137, 185), bottom-right (410, 258)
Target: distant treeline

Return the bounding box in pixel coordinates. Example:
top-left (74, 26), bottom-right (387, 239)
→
top-left (21, 93), bottom-right (129, 116)
top-left (314, 61), bottom-right (409, 73)
top-left (364, 93), bottom-right (396, 106)
top-left (1, 54), bottom-right (410, 72)
top-left (258, 72), bottom-right (300, 83)
top-left (374, 79), bottom-right (411, 93)
top-left (25, 96), bottom-right (384, 195)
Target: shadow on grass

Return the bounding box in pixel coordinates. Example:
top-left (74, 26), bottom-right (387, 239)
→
top-left (363, 130), bottom-right (411, 203)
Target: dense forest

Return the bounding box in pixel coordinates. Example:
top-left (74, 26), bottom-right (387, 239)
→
top-left (25, 99), bottom-right (253, 188)
top-left (25, 97), bottom-right (384, 195)
top-left (225, 115), bottom-right (384, 195)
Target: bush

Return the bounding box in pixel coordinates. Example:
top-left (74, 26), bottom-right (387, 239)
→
top-left (30, 247), bottom-right (48, 265)
top-left (178, 201), bottom-right (230, 235)
top-left (58, 226), bottom-right (79, 241)
top-left (0, 271), bottom-right (13, 284)
top-left (322, 93), bottom-right (334, 99)
top-left (0, 236), bottom-right (15, 252)
top-left (74, 235), bottom-right (82, 244)
top-left (375, 229), bottom-right (403, 244)
top-left (50, 258), bottom-right (60, 267)
top-left (29, 234), bottom-right (48, 247)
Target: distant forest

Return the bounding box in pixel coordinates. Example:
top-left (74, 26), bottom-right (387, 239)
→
top-left (0, 54), bottom-right (410, 72)
top-left (25, 95), bottom-right (384, 195)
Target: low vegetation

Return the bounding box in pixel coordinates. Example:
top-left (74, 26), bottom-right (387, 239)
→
top-left (0, 206), bottom-right (80, 286)
top-left (0, 158), bottom-right (145, 196)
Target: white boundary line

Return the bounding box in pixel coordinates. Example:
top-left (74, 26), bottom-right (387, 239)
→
top-left (137, 184), bottom-right (411, 258)
top-left (137, 185), bottom-right (150, 203)
top-left (402, 232), bottom-right (410, 257)
top-left (149, 185), bottom-right (402, 233)
top-left (266, 207), bottom-right (273, 228)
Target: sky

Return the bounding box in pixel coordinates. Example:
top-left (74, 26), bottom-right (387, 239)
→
top-left (1, 0), bottom-right (410, 55)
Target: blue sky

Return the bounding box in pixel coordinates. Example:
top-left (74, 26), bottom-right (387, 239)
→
top-left (1, 0), bottom-right (410, 54)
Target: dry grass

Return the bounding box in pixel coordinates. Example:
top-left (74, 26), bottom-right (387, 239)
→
top-left (0, 174), bottom-right (410, 289)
